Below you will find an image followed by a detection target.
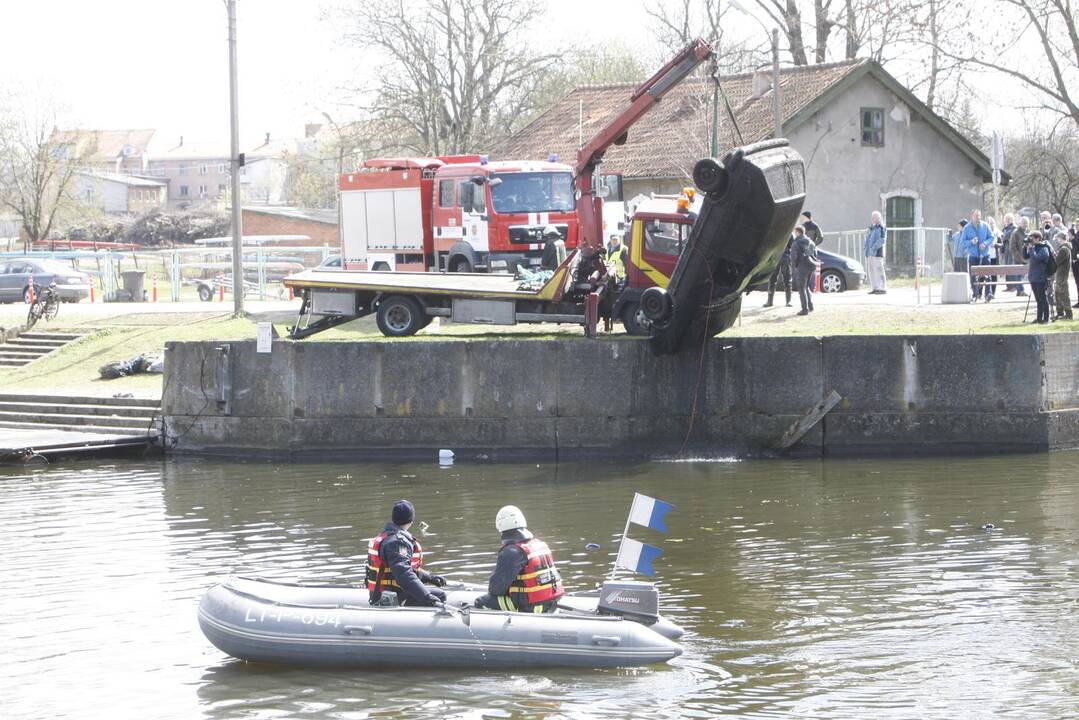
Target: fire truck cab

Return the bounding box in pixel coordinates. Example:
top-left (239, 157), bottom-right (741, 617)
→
top-left (340, 156), bottom-right (579, 275)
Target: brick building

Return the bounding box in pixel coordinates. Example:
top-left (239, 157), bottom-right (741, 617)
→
top-left (240, 206), bottom-right (339, 247)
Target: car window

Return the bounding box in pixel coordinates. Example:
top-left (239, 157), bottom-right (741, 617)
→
top-left (35, 260), bottom-right (72, 274)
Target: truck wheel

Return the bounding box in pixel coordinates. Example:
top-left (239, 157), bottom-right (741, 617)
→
top-left (376, 295), bottom-right (424, 337)
top-left (198, 284), bottom-right (213, 302)
top-left (693, 157), bottom-right (729, 197)
top-left (621, 302), bottom-right (652, 336)
top-left (449, 257), bottom-right (473, 273)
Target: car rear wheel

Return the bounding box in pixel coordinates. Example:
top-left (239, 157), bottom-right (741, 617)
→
top-left (198, 284), bottom-right (213, 302)
top-left (820, 269), bottom-right (846, 293)
top-left (376, 295), bottom-right (424, 337)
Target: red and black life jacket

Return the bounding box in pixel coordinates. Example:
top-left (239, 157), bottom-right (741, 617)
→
top-left (366, 530), bottom-right (423, 596)
top-left (497, 538), bottom-right (564, 612)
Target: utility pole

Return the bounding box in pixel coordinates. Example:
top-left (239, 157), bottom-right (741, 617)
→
top-left (772, 28), bottom-right (782, 138)
top-left (226, 0), bottom-right (244, 316)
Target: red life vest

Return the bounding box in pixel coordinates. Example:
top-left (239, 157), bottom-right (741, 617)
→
top-left (365, 530), bottom-right (423, 595)
top-left (499, 538), bottom-right (564, 611)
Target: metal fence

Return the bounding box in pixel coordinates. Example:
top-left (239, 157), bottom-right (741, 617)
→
top-left (0, 244), bottom-right (335, 302)
top-left (821, 227), bottom-right (951, 278)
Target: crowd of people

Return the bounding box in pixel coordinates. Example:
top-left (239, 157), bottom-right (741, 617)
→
top-left (951, 210), bottom-right (1079, 323)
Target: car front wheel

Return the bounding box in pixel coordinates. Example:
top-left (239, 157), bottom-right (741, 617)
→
top-left (820, 269), bottom-right (846, 293)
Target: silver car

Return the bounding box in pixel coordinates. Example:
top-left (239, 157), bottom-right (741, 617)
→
top-left (0, 258), bottom-right (93, 303)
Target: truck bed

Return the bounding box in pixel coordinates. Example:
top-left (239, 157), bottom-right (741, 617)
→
top-left (283, 259), bottom-right (574, 303)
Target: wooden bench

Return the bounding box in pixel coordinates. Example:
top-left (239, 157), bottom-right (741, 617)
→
top-left (970, 264), bottom-right (1026, 286)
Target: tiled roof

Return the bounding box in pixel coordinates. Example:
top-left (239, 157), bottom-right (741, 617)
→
top-left (494, 60), bottom-right (865, 180)
top-left (53, 129), bottom-right (155, 162)
top-left (147, 137), bottom-right (302, 162)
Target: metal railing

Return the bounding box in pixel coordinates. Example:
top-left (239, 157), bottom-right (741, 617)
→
top-left (820, 227), bottom-right (951, 278)
top-left (0, 245), bottom-right (335, 302)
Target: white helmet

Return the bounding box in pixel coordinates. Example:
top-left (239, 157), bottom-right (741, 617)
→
top-left (495, 505), bottom-right (527, 533)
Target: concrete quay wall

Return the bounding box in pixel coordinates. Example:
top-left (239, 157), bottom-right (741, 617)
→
top-left (161, 334), bottom-right (1079, 460)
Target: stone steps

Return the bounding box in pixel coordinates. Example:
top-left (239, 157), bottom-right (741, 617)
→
top-left (0, 330), bottom-right (89, 368)
top-left (0, 393), bottom-right (160, 436)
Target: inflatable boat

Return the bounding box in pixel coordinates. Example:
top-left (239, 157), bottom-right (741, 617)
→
top-left (198, 576), bottom-right (684, 669)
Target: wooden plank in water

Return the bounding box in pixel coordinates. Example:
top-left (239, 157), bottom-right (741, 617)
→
top-left (775, 390), bottom-right (842, 451)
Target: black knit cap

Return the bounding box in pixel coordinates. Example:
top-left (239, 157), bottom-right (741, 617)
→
top-left (392, 499), bottom-right (415, 525)
top-left (802, 210), bottom-right (812, 218)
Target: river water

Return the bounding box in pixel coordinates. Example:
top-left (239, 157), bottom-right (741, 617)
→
top-left (2, 453), bottom-right (1078, 719)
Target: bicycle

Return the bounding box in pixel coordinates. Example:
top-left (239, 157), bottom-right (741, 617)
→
top-left (26, 283), bottom-right (60, 330)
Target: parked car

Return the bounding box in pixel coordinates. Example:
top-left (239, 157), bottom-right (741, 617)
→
top-left (0, 258), bottom-right (92, 303)
top-left (748, 248), bottom-right (865, 294)
top-left (317, 255), bottom-right (342, 269)
top-left (817, 249), bottom-right (865, 292)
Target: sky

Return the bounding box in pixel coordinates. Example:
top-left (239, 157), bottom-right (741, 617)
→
top-left (0, 0), bottom-right (655, 150)
top-left (0, 0), bottom-right (1029, 152)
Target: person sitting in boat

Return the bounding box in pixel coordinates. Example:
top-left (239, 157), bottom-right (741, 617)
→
top-left (473, 505), bottom-right (564, 613)
top-left (366, 499), bottom-right (447, 607)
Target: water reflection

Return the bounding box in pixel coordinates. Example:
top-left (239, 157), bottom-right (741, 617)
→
top-left (1, 452), bottom-right (1077, 718)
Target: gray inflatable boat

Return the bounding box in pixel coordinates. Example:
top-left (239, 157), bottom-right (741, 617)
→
top-left (199, 576), bottom-right (684, 669)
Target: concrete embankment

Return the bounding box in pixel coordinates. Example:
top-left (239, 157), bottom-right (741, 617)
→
top-left (161, 334), bottom-right (1079, 460)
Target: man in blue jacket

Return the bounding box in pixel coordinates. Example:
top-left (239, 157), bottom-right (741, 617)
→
top-left (864, 211), bottom-right (887, 294)
top-left (961, 209), bottom-right (996, 302)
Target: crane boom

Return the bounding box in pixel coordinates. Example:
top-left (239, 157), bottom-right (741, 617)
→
top-left (575, 38), bottom-right (714, 261)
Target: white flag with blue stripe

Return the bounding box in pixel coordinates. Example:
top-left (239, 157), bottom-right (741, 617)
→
top-left (628, 493), bottom-right (674, 533)
top-left (615, 538), bottom-right (664, 576)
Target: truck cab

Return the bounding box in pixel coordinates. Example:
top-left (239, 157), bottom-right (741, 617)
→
top-left (431, 159), bottom-right (578, 273)
top-left (615, 195), bottom-right (697, 335)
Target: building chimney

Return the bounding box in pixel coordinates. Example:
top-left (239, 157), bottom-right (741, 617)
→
top-left (264, 132), bottom-right (271, 146)
top-left (750, 70), bottom-right (771, 99)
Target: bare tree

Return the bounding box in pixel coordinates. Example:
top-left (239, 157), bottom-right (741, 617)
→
top-left (1002, 128), bottom-right (1079, 216)
top-left (644, 0), bottom-right (766, 72)
top-left (0, 93), bottom-right (90, 249)
top-left (933, 0), bottom-right (1079, 129)
top-left (748, 0), bottom-right (810, 64)
top-left (337, 0), bottom-right (556, 154)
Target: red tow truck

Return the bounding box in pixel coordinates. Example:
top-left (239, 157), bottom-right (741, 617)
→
top-left (284, 39), bottom-right (806, 353)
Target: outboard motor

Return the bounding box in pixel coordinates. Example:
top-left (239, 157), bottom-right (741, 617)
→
top-left (597, 580), bottom-right (660, 623)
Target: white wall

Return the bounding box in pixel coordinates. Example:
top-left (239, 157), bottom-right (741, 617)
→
top-left (788, 73), bottom-right (987, 235)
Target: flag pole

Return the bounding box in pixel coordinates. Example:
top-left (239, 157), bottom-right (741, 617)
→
top-left (610, 511), bottom-right (633, 581)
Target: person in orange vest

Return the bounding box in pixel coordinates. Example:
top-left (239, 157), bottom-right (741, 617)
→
top-left (366, 500), bottom-right (447, 607)
top-left (473, 505), bottom-right (564, 613)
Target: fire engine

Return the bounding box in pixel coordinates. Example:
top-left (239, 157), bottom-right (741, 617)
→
top-left (339, 155), bottom-right (581, 274)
